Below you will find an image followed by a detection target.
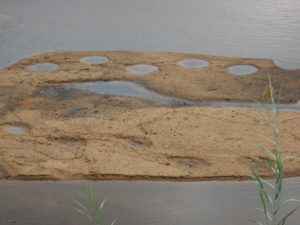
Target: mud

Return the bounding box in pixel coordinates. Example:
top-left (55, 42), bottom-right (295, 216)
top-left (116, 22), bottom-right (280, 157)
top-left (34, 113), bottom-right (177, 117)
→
top-left (0, 50), bottom-right (299, 181)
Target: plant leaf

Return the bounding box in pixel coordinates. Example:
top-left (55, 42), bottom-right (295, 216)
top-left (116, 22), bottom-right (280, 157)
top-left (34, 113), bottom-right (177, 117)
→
top-left (255, 144), bottom-right (275, 159)
top-left (249, 218), bottom-right (264, 225)
top-left (277, 205), bottom-right (300, 225)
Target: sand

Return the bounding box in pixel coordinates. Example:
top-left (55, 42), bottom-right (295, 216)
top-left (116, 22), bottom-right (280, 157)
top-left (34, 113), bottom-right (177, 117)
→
top-left (0, 50), bottom-right (299, 181)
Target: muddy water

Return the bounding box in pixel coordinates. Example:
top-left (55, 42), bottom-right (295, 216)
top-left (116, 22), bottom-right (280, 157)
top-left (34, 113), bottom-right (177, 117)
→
top-left (0, 179), bottom-right (300, 225)
top-left (0, 0), bottom-right (300, 69)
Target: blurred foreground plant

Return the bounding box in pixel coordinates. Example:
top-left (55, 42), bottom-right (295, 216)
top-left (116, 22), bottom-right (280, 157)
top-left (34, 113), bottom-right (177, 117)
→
top-left (74, 185), bottom-right (116, 225)
top-left (250, 76), bottom-right (299, 225)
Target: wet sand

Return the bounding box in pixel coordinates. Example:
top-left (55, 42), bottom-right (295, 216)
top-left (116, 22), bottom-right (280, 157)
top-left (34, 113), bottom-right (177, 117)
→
top-left (0, 51), bottom-right (300, 181)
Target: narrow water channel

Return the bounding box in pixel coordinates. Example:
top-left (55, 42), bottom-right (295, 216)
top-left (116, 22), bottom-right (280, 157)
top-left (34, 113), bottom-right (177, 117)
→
top-left (62, 81), bottom-right (300, 111)
top-left (0, 179), bottom-right (300, 225)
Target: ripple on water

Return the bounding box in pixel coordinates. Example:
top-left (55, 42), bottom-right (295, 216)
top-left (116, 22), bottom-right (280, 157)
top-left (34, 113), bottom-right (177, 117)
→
top-left (80, 56), bottom-right (108, 64)
top-left (27, 63), bottom-right (58, 71)
top-left (126, 64), bottom-right (158, 75)
top-left (178, 59), bottom-right (209, 68)
top-left (228, 65), bottom-right (258, 75)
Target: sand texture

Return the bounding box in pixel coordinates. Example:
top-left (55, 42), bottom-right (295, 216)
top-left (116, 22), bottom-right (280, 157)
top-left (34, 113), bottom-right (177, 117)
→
top-left (0, 50), bottom-right (299, 181)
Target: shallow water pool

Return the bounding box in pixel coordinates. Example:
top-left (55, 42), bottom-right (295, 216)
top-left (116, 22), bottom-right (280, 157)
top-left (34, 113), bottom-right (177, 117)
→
top-left (61, 81), bottom-right (300, 111)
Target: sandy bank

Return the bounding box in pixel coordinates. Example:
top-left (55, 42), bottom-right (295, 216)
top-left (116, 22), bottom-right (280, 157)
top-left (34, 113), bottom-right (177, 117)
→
top-left (0, 51), bottom-right (299, 181)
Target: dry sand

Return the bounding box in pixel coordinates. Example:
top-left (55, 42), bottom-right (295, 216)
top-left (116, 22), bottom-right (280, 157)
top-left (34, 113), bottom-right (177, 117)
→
top-left (0, 50), bottom-right (299, 181)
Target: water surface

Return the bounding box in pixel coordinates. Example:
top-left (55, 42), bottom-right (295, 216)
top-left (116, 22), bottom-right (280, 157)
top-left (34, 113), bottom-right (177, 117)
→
top-left (228, 65), bottom-right (258, 75)
top-left (64, 81), bottom-right (186, 105)
top-left (3, 125), bottom-right (27, 134)
top-left (178, 59), bottom-right (209, 68)
top-left (0, 0), bottom-right (300, 69)
top-left (80, 56), bottom-right (108, 64)
top-left (27, 63), bottom-right (58, 71)
top-left (0, 179), bottom-right (300, 225)
top-left (126, 64), bottom-right (158, 75)
top-left (62, 81), bottom-right (300, 111)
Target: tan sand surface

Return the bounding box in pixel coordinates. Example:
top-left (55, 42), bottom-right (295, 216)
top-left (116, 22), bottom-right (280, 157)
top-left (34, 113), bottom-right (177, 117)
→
top-left (0, 51), bottom-right (299, 181)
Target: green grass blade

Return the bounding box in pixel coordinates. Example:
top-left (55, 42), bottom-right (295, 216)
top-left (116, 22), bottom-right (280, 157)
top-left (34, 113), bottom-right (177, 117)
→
top-left (256, 134), bottom-right (277, 146)
top-left (254, 99), bottom-right (273, 111)
top-left (282, 198), bottom-right (300, 204)
top-left (255, 144), bottom-right (276, 159)
top-left (277, 206), bottom-right (300, 225)
top-left (249, 218), bottom-right (264, 225)
top-left (283, 156), bottom-right (300, 161)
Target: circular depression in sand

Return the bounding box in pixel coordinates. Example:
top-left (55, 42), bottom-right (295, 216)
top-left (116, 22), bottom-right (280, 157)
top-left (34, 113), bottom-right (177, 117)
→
top-left (80, 56), bottom-right (108, 64)
top-left (178, 59), bottom-right (209, 68)
top-left (228, 65), bottom-right (258, 75)
top-left (126, 64), bottom-right (158, 75)
top-left (27, 63), bottom-right (58, 71)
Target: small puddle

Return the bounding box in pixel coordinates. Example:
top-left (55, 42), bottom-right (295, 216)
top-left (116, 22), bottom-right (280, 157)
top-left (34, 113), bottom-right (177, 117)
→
top-left (228, 65), bottom-right (258, 75)
top-left (80, 56), bottom-right (108, 64)
top-left (274, 60), bottom-right (300, 70)
top-left (3, 125), bottom-right (27, 134)
top-left (178, 59), bottom-right (209, 68)
top-left (27, 63), bottom-right (58, 71)
top-left (132, 140), bottom-right (144, 148)
top-left (126, 64), bottom-right (158, 75)
top-left (0, 179), bottom-right (300, 225)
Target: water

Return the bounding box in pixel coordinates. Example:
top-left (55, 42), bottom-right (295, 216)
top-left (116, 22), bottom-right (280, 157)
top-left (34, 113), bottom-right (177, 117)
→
top-left (228, 65), bottom-right (258, 75)
top-left (132, 140), bottom-right (144, 148)
top-left (1, 1), bottom-right (300, 223)
top-left (64, 81), bottom-right (184, 105)
top-left (178, 59), bottom-right (209, 68)
top-left (126, 64), bottom-right (158, 75)
top-left (3, 125), bottom-right (27, 134)
top-left (79, 56), bottom-right (108, 64)
top-left (27, 63), bottom-right (58, 71)
top-left (0, 0), bottom-right (300, 69)
top-left (62, 81), bottom-right (300, 111)
top-left (0, 179), bottom-right (300, 225)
